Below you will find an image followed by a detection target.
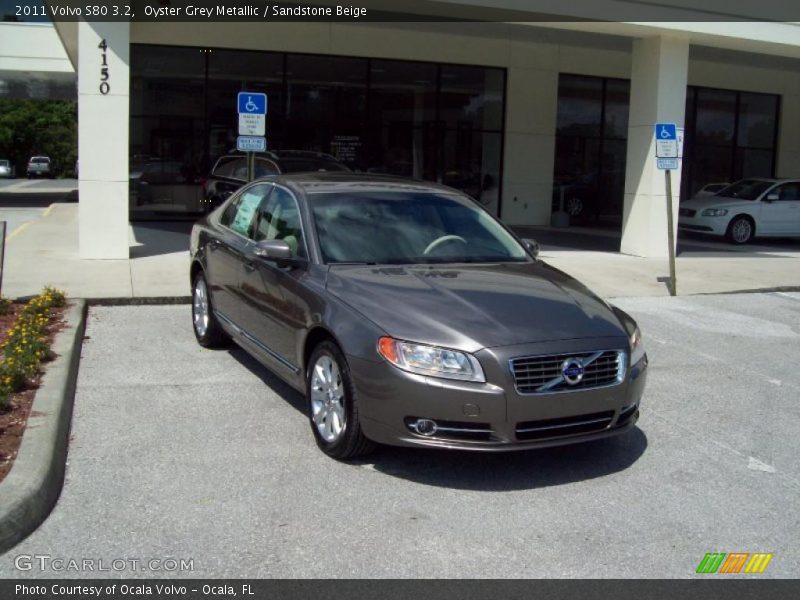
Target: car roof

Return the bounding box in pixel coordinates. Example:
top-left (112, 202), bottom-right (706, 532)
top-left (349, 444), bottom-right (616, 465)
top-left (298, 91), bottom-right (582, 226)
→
top-left (259, 172), bottom-right (462, 196)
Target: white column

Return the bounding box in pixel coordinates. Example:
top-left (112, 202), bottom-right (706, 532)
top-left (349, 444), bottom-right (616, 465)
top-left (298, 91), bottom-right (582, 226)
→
top-left (620, 36), bottom-right (688, 258)
top-left (78, 21), bottom-right (130, 259)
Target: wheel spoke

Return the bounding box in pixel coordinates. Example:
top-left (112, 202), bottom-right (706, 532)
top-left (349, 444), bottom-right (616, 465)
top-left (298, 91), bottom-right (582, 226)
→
top-left (310, 353), bottom-right (348, 443)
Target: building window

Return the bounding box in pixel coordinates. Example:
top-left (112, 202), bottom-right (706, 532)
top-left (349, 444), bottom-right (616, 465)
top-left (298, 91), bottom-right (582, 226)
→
top-left (682, 87), bottom-right (779, 199)
top-left (553, 74), bottom-right (630, 225)
top-left (552, 74), bottom-right (781, 220)
top-left (129, 45), bottom-right (506, 219)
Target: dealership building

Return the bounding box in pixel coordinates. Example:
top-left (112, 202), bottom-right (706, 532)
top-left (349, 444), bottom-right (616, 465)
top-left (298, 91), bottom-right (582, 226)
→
top-left (1, 2), bottom-right (799, 259)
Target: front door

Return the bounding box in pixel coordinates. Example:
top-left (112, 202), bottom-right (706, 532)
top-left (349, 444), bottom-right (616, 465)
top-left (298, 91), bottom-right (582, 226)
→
top-left (761, 181), bottom-right (800, 235)
top-left (206, 184), bottom-right (272, 324)
top-left (238, 185), bottom-right (310, 374)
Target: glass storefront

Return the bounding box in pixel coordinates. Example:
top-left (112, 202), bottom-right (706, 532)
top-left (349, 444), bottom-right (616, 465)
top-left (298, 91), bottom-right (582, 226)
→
top-left (681, 87), bottom-right (780, 200)
top-left (129, 45), bottom-right (506, 219)
top-left (553, 75), bottom-right (630, 226)
top-left (553, 74), bottom-right (780, 225)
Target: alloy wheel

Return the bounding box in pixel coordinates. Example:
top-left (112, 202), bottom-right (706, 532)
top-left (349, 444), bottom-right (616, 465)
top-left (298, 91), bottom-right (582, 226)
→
top-left (193, 277), bottom-right (210, 337)
top-left (566, 197), bottom-right (583, 216)
top-left (731, 219), bottom-right (752, 243)
top-left (310, 355), bottom-right (346, 443)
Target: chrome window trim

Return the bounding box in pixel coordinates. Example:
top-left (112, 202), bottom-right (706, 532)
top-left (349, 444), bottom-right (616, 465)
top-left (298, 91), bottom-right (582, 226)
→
top-left (508, 349), bottom-right (627, 395)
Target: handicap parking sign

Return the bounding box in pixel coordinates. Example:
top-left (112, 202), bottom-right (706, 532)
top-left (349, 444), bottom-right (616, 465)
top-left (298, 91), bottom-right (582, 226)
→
top-left (655, 122), bottom-right (678, 158)
top-left (655, 123), bottom-right (676, 140)
top-left (237, 92), bottom-right (267, 115)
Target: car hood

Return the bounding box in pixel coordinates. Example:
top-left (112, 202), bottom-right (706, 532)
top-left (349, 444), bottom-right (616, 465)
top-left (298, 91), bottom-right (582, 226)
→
top-left (682, 196), bottom-right (752, 211)
top-left (325, 262), bottom-right (627, 352)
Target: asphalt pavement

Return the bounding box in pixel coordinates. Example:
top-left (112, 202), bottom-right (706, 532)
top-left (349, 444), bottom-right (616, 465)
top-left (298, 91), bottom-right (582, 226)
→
top-left (0, 294), bottom-right (798, 578)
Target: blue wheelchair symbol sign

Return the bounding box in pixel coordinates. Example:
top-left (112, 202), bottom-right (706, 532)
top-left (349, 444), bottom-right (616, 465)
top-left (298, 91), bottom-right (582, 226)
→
top-left (655, 123), bottom-right (676, 140)
top-left (237, 92), bottom-right (267, 115)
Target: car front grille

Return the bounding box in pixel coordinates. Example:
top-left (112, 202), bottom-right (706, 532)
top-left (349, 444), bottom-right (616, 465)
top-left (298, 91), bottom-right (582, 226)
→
top-left (516, 410), bottom-right (615, 441)
top-left (510, 350), bottom-right (625, 394)
top-left (679, 208), bottom-right (696, 217)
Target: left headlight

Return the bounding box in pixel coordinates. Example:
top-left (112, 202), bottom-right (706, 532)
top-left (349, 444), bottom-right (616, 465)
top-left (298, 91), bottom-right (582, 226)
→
top-left (701, 208), bottom-right (728, 217)
top-left (377, 337), bottom-right (486, 383)
top-left (630, 326), bottom-right (646, 365)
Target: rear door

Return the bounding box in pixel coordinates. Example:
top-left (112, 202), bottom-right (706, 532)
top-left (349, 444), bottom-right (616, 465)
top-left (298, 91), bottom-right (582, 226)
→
top-left (761, 182), bottom-right (800, 235)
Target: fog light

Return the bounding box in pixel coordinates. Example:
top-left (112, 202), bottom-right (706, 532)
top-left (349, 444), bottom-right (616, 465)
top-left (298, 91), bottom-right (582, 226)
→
top-left (411, 419), bottom-right (438, 436)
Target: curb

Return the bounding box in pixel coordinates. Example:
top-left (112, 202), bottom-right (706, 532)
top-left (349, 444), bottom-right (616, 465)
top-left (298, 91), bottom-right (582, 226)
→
top-left (0, 299), bottom-right (87, 554)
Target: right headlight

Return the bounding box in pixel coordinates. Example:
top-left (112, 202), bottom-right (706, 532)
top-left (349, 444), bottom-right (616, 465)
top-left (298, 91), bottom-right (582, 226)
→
top-left (630, 326), bottom-right (646, 365)
top-left (701, 208), bottom-right (728, 217)
top-left (377, 337), bottom-right (486, 383)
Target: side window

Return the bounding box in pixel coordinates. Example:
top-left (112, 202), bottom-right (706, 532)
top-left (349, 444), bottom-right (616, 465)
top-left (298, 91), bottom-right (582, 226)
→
top-left (254, 187), bottom-right (307, 258)
top-left (254, 159), bottom-right (280, 178)
top-left (218, 196), bottom-right (241, 227)
top-left (776, 183), bottom-right (800, 201)
top-left (213, 157), bottom-right (243, 179)
top-left (228, 184), bottom-right (272, 238)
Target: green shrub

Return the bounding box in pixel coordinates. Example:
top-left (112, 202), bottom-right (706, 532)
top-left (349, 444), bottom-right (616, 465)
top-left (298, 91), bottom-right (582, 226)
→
top-left (0, 287), bottom-right (67, 407)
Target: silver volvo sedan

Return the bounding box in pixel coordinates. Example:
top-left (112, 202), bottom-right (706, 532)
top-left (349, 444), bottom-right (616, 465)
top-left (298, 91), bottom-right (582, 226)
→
top-left (189, 173), bottom-right (647, 459)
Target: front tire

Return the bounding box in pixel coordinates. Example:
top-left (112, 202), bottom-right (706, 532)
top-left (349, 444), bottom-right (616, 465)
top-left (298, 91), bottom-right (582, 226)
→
top-left (192, 272), bottom-right (229, 348)
top-left (726, 215), bottom-right (754, 244)
top-left (307, 341), bottom-right (374, 460)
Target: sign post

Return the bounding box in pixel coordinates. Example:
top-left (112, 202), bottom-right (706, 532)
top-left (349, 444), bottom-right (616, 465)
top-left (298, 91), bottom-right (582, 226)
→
top-left (237, 92), bottom-right (267, 182)
top-left (655, 123), bottom-right (679, 296)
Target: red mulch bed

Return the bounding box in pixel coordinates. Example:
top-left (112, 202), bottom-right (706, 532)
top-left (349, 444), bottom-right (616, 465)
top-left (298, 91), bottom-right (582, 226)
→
top-left (0, 304), bottom-right (66, 483)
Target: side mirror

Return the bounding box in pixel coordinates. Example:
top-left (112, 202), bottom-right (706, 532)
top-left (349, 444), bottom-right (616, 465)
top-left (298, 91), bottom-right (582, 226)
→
top-left (254, 239), bottom-right (293, 261)
top-left (765, 193), bottom-right (779, 202)
top-left (522, 238), bottom-right (540, 258)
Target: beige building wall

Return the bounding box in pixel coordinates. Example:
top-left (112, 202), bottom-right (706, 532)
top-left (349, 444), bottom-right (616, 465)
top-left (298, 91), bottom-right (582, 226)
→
top-left (60, 20), bottom-right (795, 259)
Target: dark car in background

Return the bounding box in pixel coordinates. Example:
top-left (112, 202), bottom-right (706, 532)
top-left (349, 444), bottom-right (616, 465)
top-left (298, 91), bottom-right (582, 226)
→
top-left (202, 150), bottom-right (349, 209)
top-left (189, 173), bottom-right (647, 460)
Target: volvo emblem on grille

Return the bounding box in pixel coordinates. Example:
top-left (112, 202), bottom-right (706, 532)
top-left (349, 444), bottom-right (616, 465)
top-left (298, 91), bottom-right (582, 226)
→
top-left (561, 358), bottom-right (585, 385)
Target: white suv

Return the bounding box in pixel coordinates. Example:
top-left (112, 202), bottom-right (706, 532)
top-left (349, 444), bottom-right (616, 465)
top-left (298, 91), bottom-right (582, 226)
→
top-left (678, 178), bottom-right (800, 244)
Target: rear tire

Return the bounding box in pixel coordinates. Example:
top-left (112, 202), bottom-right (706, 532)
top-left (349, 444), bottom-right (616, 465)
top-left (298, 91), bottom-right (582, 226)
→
top-left (192, 272), bottom-right (230, 348)
top-left (726, 215), bottom-right (754, 244)
top-left (306, 341), bottom-right (375, 460)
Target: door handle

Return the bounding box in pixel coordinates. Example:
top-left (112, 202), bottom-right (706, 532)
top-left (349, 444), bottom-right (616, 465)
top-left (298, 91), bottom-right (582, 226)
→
top-left (243, 260), bottom-right (256, 272)
top-left (208, 239), bottom-right (221, 251)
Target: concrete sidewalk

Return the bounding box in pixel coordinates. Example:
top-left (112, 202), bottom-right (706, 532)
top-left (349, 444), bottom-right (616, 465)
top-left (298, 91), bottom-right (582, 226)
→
top-left (2, 202), bottom-right (799, 300)
top-left (0, 179), bottom-right (78, 195)
top-left (3, 203), bottom-right (189, 299)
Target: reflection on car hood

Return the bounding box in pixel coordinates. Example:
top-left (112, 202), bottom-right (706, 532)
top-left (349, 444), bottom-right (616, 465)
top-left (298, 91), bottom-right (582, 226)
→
top-left (326, 262), bottom-right (627, 352)
top-left (682, 196), bottom-right (752, 210)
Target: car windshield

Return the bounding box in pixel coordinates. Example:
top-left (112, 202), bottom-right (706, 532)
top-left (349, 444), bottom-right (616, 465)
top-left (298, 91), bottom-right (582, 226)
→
top-left (716, 179), bottom-right (773, 200)
top-left (0, 160), bottom-right (9, 167)
top-left (310, 191), bottom-right (529, 265)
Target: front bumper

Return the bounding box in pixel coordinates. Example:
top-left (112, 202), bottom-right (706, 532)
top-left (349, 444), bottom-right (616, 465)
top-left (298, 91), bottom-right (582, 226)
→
top-left (349, 336), bottom-right (647, 451)
top-left (678, 214), bottom-right (728, 236)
